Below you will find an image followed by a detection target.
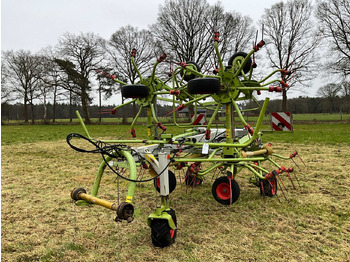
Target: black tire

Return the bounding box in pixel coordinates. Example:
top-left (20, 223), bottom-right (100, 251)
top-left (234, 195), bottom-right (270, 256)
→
top-left (154, 170), bottom-right (177, 194)
top-left (151, 209), bottom-right (177, 247)
top-left (212, 176), bottom-right (240, 205)
top-left (180, 61), bottom-right (200, 82)
top-left (228, 52), bottom-right (252, 75)
top-left (121, 84), bottom-right (149, 98)
top-left (187, 77), bottom-right (220, 94)
top-left (259, 177), bottom-right (277, 197)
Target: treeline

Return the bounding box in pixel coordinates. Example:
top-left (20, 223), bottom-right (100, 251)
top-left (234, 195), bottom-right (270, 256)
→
top-left (257, 96), bottom-right (350, 114)
top-left (1, 102), bottom-right (177, 123)
top-left (2, 0), bottom-right (349, 125)
top-left (2, 96), bottom-right (349, 123)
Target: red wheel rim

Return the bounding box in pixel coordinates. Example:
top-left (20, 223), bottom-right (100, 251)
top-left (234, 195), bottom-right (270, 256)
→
top-left (156, 178), bottom-right (160, 189)
top-left (170, 219), bottom-right (175, 238)
top-left (216, 182), bottom-right (230, 200)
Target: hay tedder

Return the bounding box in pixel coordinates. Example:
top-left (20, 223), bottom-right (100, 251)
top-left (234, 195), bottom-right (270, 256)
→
top-left (68, 31), bottom-right (305, 247)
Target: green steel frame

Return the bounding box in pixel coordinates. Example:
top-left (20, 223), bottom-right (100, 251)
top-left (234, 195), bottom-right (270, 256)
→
top-left (69, 32), bottom-right (299, 238)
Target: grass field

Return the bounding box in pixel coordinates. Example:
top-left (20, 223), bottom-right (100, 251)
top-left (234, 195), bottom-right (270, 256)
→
top-left (4, 113), bottom-right (350, 125)
top-left (1, 122), bottom-right (350, 261)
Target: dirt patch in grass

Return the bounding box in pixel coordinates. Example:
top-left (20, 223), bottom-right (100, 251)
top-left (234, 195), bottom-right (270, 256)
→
top-left (2, 140), bottom-right (350, 261)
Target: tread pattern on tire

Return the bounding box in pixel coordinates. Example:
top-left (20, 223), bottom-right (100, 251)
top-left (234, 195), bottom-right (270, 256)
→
top-left (121, 84), bottom-right (149, 98)
top-left (151, 209), bottom-right (177, 247)
top-left (228, 52), bottom-right (252, 75)
top-left (212, 176), bottom-right (240, 205)
top-left (187, 77), bottom-right (220, 94)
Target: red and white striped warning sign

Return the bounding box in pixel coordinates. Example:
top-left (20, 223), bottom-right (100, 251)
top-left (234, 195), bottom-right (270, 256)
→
top-left (270, 112), bottom-right (293, 131)
top-left (191, 113), bottom-right (206, 125)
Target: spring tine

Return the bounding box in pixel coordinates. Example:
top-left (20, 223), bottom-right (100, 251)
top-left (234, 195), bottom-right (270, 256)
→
top-left (178, 169), bottom-right (183, 189)
top-left (292, 170), bottom-right (301, 188)
top-left (190, 176), bottom-right (196, 192)
top-left (276, 174), bottom-right (288, 192)
top-left (298, 155), bottom-right (306, 167)
top-left (114, 167), bottom-right (126, 183)
top-left (211, 168), bottom-right (218, 182)
top-left (275, 175), bottom-right (287, 200)
top-left (185, 174), bottom-right (194, 193)
top-left (137, 168), bottom-right (145, 186)
top-left (286, 172), bottom-right (296, 189)
top-left (291, 158), bottom-right (301, 171)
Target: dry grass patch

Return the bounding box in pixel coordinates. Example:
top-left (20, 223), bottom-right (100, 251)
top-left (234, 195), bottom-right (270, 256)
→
top-left (2, 140), bottom-right (350, 261)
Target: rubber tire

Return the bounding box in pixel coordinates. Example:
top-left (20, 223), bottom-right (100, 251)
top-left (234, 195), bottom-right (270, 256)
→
top-left (228, 52), bottom-right (252, 75)
top-left (180, 61), bottom-right (200, 82)
top-left (151, 209), bottom-right (177, 247)
top-left (212, 176), bottom-right (240, 205)
top-left (121, 84), bottom-right (149, 98)
top-left (154, 170), bottom-right (177, 194)
top-left (187, 77), bottom-right (220, 94)
top-left (259, 177), bottom-right (277, 197)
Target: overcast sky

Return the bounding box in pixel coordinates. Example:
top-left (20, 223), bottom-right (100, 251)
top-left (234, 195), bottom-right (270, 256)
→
top-left (1, 0), bottom-right (320, 100)
top-left (1, 0), bottom-right (282, 52)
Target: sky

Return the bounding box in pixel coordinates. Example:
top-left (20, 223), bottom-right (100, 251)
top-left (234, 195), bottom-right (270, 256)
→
top-left (1, 0), bottom-right (281, 52)
top-left (1, 0), bottom-right (320, 102)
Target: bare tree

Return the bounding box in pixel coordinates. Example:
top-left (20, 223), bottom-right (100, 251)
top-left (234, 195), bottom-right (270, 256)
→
top-left (317, 83), bottom-right (342, 113)
top-left (2, 50), bottom-right (44, 123)
top-left (105, 25), bottom-right (155, 84)
top-left (316, 0), bottom-right (350, 79)
top-left (151, 0), bottom-right (255, 72)
top-left (1, 59), bottom-right (12, 103)
top-left (57, 32), bottom-right (105, 123)
top-left (104, 25), bottom-right (156, 122)
top-left (341, 81), bottom-right (350, 97)
top-left (207, 5), bottom-right (256, 65)
top-left (261, 0), bottom-right (319, 111)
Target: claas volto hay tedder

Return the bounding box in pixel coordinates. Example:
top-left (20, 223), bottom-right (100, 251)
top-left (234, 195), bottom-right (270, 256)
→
top-left (67, 31), bottom-right (305, 247)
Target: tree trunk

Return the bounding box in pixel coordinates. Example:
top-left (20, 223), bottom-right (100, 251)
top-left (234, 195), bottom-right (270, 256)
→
top-left (122, 97), bottom-right (126, 124)
top-left (30, 102), bottom-right (35, 124)
top-left (282, 89), bottom-right (287, 112)
top-left (23, 97), bottom-right (28, 123)
top-left (81, 88), bottom-right (90, 124)
top-left (99, 85), bottom-right (102, 123)
top-left (52, 86), bottom-right (57, 123)
top-left (69, 89), bottom-right (73, 123)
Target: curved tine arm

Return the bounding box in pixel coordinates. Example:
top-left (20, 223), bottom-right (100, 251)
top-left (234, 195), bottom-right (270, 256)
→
top-left (112, 99), bottom-right (136, 112)
top-left (120, 150), bottom-right (137, 203)
top-left (214, 41), bottom-right (225, 75)
top-left (232, 49), bottom-right (255, 79)
top-left (76, 110), bottom-right (92, 139)
top-left (258, 69), bottom-right (282, 84)
top-left (232, 100), bottom-right (248, 127)
top-left (206, 102), bottom-right (222, 132)
top-left (131, 57), bottom-right (143, 82)
top-left (112, 78), bottom-right (128, 86)
top-left (130, 105), bottom-right (143, 131)
top-left (150, 103), bottom-right (160, 124)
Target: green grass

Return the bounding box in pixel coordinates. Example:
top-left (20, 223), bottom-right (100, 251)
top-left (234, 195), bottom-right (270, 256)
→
top-left (2, 122), bottom-right (350, 146)
top-left (2, 120), bottom-right (350, 261)
top-left (261, 123), bottom-right (350, 145)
